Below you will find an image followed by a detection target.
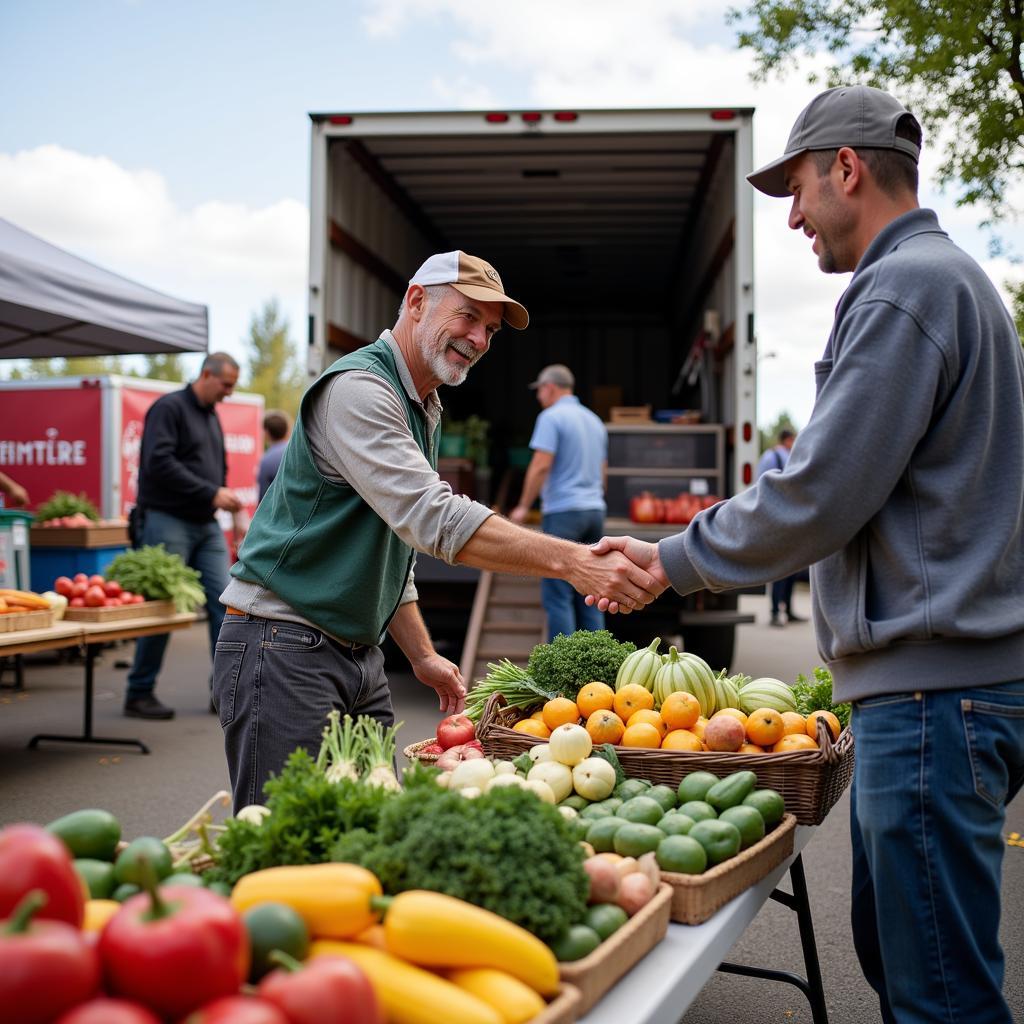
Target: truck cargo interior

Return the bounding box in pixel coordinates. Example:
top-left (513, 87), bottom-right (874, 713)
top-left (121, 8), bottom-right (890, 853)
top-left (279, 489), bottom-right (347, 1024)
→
top-left (308, 110), bottom-right (757, 669)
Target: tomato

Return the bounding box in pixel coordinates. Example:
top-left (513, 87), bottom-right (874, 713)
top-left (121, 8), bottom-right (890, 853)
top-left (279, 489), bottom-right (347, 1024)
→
top-left (69, 597), bottom-right (86, 608)
top-left (73, 573), bottom-right (89, 585)
top-left (103, 581), bottom-right (122, 598)
top-left (119, 591), bottom-right (135, 602)
top-left (629, 492), bottom-right (665, 523)
top-left (104, 598), bottom-right (120, 607)
top-left (88, 575), bottom-right (105, 587)
top-left (54, 577), bottom-right (74, 597)
top-left (84, 586), bottom-right (107, 608)
top-left (132, 594), bottom-right (146, 605)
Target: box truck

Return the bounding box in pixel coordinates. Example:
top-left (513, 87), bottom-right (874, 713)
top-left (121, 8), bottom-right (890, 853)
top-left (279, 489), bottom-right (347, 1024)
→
top-left (306, 107), bottom-right (757, 669)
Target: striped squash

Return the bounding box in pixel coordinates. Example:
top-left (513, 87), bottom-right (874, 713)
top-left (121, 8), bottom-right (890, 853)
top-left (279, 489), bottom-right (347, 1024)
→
top-left (653, 646), bottom-right (718, 717)
top-left (737, 676), bottom-right (798, 715)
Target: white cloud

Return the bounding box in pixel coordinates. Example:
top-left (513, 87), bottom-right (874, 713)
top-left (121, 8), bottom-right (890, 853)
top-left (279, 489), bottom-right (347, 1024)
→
top-left (0, 145), bottom-right (308, 374)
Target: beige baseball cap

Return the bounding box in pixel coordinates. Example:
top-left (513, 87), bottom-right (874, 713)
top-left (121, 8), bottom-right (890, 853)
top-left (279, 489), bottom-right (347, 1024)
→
top-left (748, 85), bottom-right (921, 198)
top-left (529, 364), bottom-right (575, 389)
top-left (409, 251), bottom-right (529, 329)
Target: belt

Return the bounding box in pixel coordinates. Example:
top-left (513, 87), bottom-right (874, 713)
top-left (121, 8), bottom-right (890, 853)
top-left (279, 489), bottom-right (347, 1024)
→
top-left (224, 607), bottom-right (363, 650)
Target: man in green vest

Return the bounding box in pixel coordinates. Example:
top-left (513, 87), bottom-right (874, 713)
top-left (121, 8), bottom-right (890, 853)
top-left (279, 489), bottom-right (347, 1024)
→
top-left (214, 250), bottom-right (663, 810)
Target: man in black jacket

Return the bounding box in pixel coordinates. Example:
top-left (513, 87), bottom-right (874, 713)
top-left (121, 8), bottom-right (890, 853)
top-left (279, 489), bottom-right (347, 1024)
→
top-left (126, 352), bottom-right (242, 719)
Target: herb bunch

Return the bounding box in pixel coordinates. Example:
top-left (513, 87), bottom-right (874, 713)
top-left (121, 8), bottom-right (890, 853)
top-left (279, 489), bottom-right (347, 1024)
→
top-left (792, 666), bottom-right (851, 729)
top-left (105, 544), bottom-right (206, 612)
top-left (526, 630), bottom-right (637, 699)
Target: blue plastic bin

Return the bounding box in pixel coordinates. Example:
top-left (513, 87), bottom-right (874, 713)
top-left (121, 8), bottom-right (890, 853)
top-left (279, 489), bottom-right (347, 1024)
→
top-left (30, 546), bottom-right (127, 594)
top-left (0, 509), bottom-right (34, 590)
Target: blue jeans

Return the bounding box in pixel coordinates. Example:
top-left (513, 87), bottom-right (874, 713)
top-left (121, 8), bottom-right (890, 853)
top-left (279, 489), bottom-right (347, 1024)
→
top-left (540, 509), bottom-right (605, 642)
top-left (126, 508), bottom-right (229, 699)
top-left (213, 613), bottom-right (393, 811)
top-left (850, 680), bottom-right (1024, 1023)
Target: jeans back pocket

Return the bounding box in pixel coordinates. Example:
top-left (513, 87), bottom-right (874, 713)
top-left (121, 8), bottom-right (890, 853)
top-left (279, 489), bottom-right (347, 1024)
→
top-left (961, 692), bottom-right (1024, 809)
top-left (213, 641), bottom-right (246, 728)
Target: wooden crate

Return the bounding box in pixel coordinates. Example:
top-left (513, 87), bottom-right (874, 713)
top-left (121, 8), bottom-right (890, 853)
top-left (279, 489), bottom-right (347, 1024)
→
top-left (30, 524), bottom-right (130, 548)
top-left (608, 405), bottom-right (652, 424)
top-left (64, 599), bottom-right (176, 622)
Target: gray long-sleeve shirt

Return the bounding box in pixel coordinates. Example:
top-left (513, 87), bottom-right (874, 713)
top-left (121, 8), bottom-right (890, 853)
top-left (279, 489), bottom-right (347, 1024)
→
top-left (222, 333), bottom-right (493, 638)
top-left (659, 209), bottom-right (1024, 702)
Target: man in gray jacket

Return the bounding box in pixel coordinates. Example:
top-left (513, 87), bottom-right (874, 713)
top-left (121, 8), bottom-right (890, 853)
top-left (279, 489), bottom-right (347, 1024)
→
top-left (591, 87), bottom-right (1024, 1022)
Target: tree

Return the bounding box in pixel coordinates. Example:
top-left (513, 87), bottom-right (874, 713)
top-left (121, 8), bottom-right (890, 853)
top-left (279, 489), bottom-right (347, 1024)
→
top-left (243, 299), bottom-right (305, 416)
top-left (760, 410), bottom-right (800, 454)
top-left (7, 355), bottom-right (125, 378)
top-left (140, 353), bottom-right (186, 382)
top-left (728, 1), bottom-right (1024, 226)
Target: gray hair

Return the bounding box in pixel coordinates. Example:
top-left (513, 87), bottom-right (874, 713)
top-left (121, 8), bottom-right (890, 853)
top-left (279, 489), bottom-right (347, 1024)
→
top-left (201, 351), bottom-right (240, 377)
top-left (397, 284), bottom-right (451, 321)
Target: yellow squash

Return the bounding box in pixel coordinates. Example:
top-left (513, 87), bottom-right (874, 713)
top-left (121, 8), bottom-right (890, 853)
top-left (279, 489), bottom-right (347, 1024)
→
top-left (373, 890), bottom-right (559, 996)
top-left (446, 968), bottom-right (547, 1024)
top-left (230, 863), bottom-right (380, 939)
top-left (82, 899), bottom-right (120, 933)
top-left (310, 940), bottom-right (502, 1024)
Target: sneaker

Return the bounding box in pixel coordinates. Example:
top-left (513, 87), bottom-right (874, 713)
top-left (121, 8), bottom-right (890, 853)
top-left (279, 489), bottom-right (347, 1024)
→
top-left (124, 694), bottom-right (176, 720)
top-left (770, 614), bottom-right (785, 628)
top-left (786, 611), bottom-right (808, 623)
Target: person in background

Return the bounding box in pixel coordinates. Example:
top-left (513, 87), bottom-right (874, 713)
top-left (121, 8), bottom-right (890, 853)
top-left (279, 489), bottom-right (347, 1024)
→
top-left (589, 86), bottom-right (1024, 1022)
top-left (126, 352), bottom-right (243, 720)
top-left (755, 428), bottom-right (806, 627)
top-left (510, 364), bottom-right (608, 641)
top-left (215, 251), bottom-right (659, 811)
top-left (258, 410), bottom-right (291, 502)
top-left (0, 471), bottom-right (29, 508)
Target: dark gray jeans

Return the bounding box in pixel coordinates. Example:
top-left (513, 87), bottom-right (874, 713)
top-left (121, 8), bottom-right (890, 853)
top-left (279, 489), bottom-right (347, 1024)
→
top-left (213, 612), bottom-right (394, 811)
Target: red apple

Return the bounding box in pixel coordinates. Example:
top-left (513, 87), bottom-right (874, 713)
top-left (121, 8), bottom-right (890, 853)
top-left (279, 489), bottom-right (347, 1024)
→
top-left (436, 714), bottom-right (476, 750)
top-left (419, 743), bottom-right (444, 756)
top-left (435, 744), bottom-right (484, 771)
top-left (84, 585), bottom-right (107, 608)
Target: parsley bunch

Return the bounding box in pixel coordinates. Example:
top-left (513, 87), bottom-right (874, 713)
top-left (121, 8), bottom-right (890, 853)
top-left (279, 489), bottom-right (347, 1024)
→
top-left (106, 544), bottom-right (206, 612)
top-left (526, 629), bottom-right (637, 699)
top-left (792, 666), bottom-right (851, 729)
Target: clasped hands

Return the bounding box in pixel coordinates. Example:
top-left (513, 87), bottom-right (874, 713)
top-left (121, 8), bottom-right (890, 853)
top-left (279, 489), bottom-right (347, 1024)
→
top-left (576, 535), bottom-right (669, 614)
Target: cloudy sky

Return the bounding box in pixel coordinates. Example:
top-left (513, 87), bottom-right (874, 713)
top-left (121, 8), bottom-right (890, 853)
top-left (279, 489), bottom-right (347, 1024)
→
top-left (2, 0), bottom-right (1019, 427)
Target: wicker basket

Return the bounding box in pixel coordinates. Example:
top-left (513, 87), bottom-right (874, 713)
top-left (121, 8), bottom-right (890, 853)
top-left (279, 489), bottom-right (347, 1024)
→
top-left (531, 983), bottom-right (581, 1024)
top-left (64, 599), bottom-right (176, 622)
top-left (477, 694), bottom-right (854, 825)
top-left (558, 882), bottom-right (673, 1014)
top-left (662, 813), bottom-right (797, 924)
top-left (402, 737), bottom-right (441, 764)
top-left (0, 608), bottom-right (57, 633)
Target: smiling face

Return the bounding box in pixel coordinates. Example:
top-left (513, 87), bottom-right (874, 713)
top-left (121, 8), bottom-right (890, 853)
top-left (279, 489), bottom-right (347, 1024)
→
top-left (784, 152), bottom-right (859, 274)
top-left (417, 286), bottom-right (503, 387)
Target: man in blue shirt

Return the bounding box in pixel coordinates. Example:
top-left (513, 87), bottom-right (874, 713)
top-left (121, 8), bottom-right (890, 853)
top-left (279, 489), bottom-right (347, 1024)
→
top-left (257, 410), bottom-right (291, 502)
top-left (510, 364), bottom-right (608, 640)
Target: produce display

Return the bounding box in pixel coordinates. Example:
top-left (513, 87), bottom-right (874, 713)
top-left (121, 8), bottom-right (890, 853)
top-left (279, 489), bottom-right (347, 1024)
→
top-left (628, 491), bottom-right (720, 525)
top-left (102, 545), bottom-right (207, 613)
top-left (52, 573), bottom-right (147, 610)
top-left (32, 490), bottom-right (101, 527)
top-left (0, 588), bottom-right (55, 617)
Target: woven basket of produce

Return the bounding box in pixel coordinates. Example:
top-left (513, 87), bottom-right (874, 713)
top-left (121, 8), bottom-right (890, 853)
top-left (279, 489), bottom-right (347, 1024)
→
top-left (402, 738), bottom-right (441, 764)
top-left (477, 693), bottom-right (853, 826)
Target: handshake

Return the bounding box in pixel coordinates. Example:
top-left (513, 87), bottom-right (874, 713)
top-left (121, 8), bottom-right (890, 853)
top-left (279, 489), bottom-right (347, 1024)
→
top-left (575, 536), bottom-right (670, 615)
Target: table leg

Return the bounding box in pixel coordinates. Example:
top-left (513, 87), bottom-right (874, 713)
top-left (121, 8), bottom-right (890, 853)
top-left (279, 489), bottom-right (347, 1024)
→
top-left (0, 654), bottom-right (25, 691)
top-left (716, 854), bottom-right (829, 1024)
top-left (28, 644), bottom-right (150, 754)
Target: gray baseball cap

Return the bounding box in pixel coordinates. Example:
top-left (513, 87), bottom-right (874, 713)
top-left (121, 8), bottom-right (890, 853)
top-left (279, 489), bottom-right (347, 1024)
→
top-left (748, 85), bottom-right (921, 198)
top-left (529, 364), bottom-right (575, 389)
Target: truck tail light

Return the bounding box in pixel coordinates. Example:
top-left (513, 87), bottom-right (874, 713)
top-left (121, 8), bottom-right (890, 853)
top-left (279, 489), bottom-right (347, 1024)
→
top-left (742, 422), bottom-right (752, 443)
top-left (521, 112), bottom-right (542, 123)
top-left (328, 115), bottom-right (353, 125)
top-left (553, 111), bottom-right (578, 122)
top-left (743, 463), bottom-right (753, 485)
top-left (485, 112), bottom-right (510, 123)
top-left (710, 110), bottom-right (736, 121)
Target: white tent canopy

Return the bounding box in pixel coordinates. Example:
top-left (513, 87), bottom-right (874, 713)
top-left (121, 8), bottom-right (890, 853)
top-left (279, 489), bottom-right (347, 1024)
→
top-left (0, 218), bottom-right (208, 359)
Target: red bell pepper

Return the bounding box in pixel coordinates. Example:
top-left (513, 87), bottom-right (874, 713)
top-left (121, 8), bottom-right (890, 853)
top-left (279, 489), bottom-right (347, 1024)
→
top-left (182, 995), bottom-right (290, 1024)
top-left (1, 890), bottom-right (101, 1024)
top-left (100, 870), bottom-right (249, 1021)
top-left (0, 823), bottom-right (86, 927)
top-left (56, 997), bottom-right (162, 1024)
top-left (259, 951), bottom-right (382, 1024)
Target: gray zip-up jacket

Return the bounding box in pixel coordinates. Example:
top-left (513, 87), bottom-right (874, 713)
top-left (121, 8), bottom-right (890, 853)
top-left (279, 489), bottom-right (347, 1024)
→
top-left (659, 209), bottom-right (1024, 702)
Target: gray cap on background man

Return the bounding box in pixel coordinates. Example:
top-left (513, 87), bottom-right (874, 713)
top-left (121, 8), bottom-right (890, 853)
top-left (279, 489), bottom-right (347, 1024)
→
top-left (529, 364), bottom-right (575, 389)
top-left (748, 85), bottom-right (921, 197)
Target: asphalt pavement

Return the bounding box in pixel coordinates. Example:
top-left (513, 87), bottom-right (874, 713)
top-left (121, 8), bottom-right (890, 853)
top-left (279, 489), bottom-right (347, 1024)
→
top-left (1, 588), bottom-right (1020, 1023)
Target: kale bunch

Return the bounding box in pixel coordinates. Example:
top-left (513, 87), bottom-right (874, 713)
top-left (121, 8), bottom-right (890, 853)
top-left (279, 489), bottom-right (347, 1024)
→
top-left (527, 629), bottom-right (636, 699)
top-left (332, 785), bottom-right (588, 944)
top-left (792, 666), bottom-right (851, 729)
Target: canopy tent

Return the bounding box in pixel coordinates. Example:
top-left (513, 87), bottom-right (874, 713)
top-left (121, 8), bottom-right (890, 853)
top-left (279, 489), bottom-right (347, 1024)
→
top-left (0, 217), bottom-right (208, 359)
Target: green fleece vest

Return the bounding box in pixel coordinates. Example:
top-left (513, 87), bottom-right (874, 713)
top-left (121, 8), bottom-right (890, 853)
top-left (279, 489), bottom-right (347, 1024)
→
top-left (230, 338), bottom-right (437, 644)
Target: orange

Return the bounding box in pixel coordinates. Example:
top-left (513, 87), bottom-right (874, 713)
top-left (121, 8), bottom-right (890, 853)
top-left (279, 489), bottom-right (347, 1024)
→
top-left (513, 718), bottom-right (550, 738)
top-left (745, 708), bottom-right (785, 747)
top-left (806, 709), bottom-right (841, 743)
top-left (627, 708), bottom-right (668, 738)
top-left (661, 729), bottom-right (703, 752)
top-left (613, 684), bottom-right (655, 721)
top-left (577, 681), bottom-right (615, 718)
top-left (542, 697), bottom-right (580, 731)
top-left (691, 716), bottom-right (709, 742)
top-left (712, 707), bottom-right (748, 728)
top-left (531, 709), bottom-right (546, 721)
top-left (780, 711), bottom-right (808, 737)
top-left (660, 691), bottom-right (701, 731)
top-left (586, 709), bottom-right (625, 745)
top-left (738, 742), bottom-right (768, 755)
top-left (772, 733), bottom-right (818, 753)
top-left (621, 722), bottom-right (662, 749)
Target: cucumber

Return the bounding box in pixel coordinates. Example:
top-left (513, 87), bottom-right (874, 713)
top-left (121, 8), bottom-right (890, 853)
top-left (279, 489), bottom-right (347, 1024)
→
top-left (676, 771), bottom-right (720, 805)
top-left (47, 809), bottom-right (121, 861)
top-left (706, 771), bottom-right (758, 812)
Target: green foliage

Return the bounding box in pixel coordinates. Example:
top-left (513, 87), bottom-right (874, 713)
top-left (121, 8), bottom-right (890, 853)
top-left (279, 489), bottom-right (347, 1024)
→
top-left (244, 299), bottom-right (306, 417)
top-left (792, 666), bottom-right (851, 728)
top-left (204, 750), bottom-right (399, 886)
top-left (527, 630), bottom-right (637, 699)
top-left (331, 785), bottom-right (589, 944)
top-left (35, 491), bottom-right (100, 522)
top-left (139, 353), bottom-right (187, 382)
top-left (6, 356), bottom-right (126, 379)
top-left (728, 0), bottom-right (1024, 224)
top-left (1007, 277), bottom-right (1024, 345)
top-left (759, 410), bottom-right (799, 455)
top-left (105, 544), bottom-right (206, 612)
